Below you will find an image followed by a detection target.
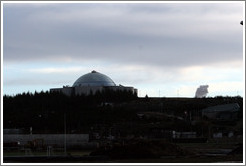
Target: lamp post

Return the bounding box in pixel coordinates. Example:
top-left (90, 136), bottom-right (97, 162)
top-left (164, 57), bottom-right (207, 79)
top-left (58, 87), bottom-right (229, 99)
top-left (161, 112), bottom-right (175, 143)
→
top-left (64, 113), bottom-right (67, 155)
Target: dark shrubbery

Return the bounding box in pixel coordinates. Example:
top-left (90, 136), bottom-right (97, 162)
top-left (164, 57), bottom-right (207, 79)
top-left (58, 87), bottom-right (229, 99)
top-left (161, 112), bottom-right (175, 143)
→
top-left (3, 90), bottom-right (138, 133)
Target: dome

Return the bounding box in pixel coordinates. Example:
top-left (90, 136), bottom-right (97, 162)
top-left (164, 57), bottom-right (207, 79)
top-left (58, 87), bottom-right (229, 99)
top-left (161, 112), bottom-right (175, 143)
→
top-left (72, 70), bottom-right (116, 87)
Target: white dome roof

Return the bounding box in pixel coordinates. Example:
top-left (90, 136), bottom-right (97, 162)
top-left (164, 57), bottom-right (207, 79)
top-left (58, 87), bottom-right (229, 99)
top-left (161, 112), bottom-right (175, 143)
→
top-left (72, 70), bottom-right (116, 87)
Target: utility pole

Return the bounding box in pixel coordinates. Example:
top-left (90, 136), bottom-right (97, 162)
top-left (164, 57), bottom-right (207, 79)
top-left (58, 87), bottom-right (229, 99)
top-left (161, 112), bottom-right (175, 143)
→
top-left (64, 113), bottom-right (67, 155)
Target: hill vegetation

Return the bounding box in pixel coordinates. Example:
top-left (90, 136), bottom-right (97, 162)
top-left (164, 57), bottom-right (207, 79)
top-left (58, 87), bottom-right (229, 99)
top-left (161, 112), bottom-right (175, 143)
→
top-left (3, 91), bottom-right (243, 137)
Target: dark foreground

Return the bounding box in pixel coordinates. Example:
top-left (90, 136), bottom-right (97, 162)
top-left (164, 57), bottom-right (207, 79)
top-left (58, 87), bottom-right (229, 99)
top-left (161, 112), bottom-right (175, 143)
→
top-left (4, 140), bottom-right (243, 163)
top-left (3, 154), bottom-right (243, 163)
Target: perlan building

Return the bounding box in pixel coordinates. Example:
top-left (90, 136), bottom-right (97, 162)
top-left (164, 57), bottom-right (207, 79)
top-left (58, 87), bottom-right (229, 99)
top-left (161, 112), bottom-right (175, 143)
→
top-left (50, 70), bottom-right (138, 96)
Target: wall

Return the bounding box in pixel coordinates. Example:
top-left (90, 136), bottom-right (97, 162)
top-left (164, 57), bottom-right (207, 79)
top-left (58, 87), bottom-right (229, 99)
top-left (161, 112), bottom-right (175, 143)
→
top-left (74, 86), bottom-right (103, 95)
top-left (3, 134), bottom-right (89, 147)
top-left (61, 87), bottom-right (73, 96)
top-left (50, 85), bottom-right (138, 96)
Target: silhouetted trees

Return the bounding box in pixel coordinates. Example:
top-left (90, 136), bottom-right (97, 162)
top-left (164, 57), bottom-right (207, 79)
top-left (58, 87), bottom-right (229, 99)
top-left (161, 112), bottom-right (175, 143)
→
top-left (3, 90), bottom-right (138, 133)
top-left (3, 91), bottom-right (243, 135)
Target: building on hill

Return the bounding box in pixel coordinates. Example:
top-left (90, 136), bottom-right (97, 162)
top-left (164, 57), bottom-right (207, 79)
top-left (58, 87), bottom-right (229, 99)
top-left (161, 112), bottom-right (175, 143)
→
top-left (201, 103), bottom-right (240, 121)
top-left (50, 70), bottom-right (138, 96)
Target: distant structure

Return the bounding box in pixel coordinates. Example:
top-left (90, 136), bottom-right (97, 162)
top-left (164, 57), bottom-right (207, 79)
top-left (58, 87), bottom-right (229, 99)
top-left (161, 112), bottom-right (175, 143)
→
top-left (50, 70), bottom-right (137, 96)
top-left (202, 103), bottom-right (239, 121)
top-left (195, 85), bottom-right (209, 98)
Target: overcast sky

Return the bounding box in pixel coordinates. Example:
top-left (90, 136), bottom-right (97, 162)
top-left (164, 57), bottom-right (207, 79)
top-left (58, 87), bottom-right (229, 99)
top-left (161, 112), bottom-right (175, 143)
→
top-left (2, 2), bottom-right (245, 97)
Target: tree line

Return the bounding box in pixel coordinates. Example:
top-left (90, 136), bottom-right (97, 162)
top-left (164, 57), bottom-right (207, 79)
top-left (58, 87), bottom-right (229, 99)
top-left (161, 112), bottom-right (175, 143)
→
top-left (3, 90), bottom-right (243, 135)
top-left (3, 89), bottom-right (138, 133)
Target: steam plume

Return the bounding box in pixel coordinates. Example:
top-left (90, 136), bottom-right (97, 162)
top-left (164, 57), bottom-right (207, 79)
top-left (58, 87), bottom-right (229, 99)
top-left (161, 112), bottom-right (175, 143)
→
top-left (195, 85), bottom-right (209, 98)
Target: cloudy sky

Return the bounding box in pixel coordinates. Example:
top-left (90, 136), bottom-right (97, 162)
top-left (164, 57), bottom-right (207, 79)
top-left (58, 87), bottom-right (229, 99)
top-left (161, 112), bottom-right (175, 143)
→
top-left (2, 2), bottom-right (245, 97)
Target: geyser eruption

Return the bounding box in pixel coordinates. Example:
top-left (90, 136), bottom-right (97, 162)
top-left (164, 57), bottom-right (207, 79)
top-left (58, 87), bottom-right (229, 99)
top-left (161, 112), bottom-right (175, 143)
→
top-left (195, 85), bottom-right (209, 98)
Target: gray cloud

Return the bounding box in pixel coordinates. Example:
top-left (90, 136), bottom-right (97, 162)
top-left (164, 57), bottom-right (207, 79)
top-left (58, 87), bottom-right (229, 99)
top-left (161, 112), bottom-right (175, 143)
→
top-left (3, 3), bottom-right (244, 69)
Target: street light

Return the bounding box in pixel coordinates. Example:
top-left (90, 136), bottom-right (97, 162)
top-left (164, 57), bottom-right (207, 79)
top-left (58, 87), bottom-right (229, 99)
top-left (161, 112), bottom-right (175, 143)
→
top-left (64, 113), bottom-right (67, 155)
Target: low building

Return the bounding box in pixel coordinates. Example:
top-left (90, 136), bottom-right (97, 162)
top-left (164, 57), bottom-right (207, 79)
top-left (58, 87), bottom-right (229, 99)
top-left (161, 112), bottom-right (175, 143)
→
top-left (3, 129), bottom-right (24, 134)
top-left (202, 103), bottom-right (239, 121)
top-left (3, 134), bottom-right (89, 148)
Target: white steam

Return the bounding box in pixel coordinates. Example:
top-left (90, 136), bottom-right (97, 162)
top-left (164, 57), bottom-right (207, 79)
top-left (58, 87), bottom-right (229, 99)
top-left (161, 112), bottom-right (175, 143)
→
top-left (195, 85), bottom-right (209, 98)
